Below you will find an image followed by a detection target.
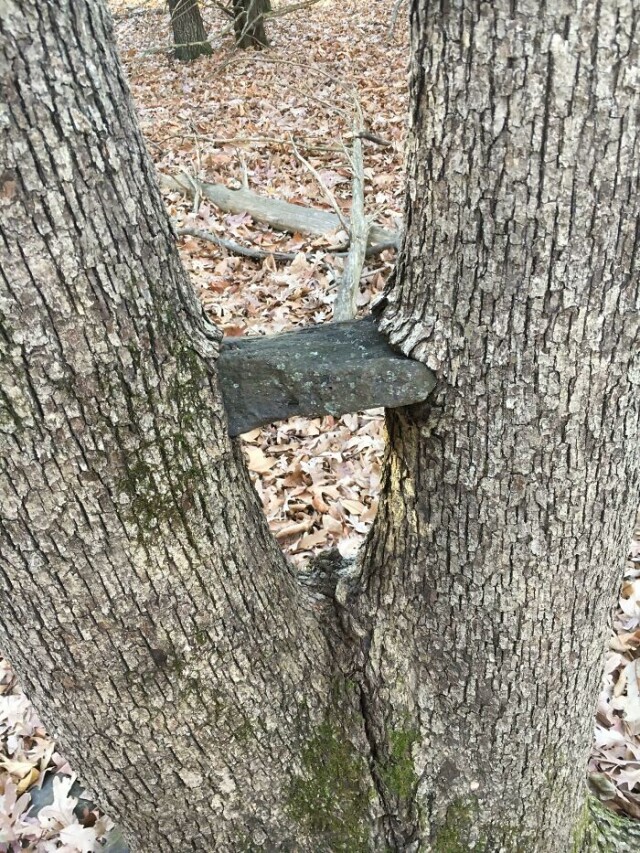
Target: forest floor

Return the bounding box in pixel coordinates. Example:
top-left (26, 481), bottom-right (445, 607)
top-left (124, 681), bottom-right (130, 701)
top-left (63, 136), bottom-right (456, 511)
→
top-left (1, 0), bottom-right (640, 849)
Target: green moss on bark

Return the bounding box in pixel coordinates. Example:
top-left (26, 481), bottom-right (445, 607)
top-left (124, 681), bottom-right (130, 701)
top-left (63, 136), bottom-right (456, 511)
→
top-left (286, 719), bottom-right (372, 851)
top-left (573, 795), bottom-right (640, 852)
top-left (379, 725), bottom-right (419, 801)
top-left (430, 797), bottom-right (539, 852)
top-left (431, 798), bottom-right (485, 852)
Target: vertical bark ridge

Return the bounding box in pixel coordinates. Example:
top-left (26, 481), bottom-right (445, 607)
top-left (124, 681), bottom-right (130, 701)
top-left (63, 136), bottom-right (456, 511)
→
top-left (355, 1), bottom-right (640, 849)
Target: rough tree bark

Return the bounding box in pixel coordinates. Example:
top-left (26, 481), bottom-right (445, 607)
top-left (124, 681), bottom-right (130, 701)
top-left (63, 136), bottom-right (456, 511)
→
top-left (363, 1), bottom-right (640, 849)
top-left (0, 2), bottom-right (346, 850)
top-left (232, 0), bottom-right (269, 49)
top-left (0, 2), bottom-right (639, 853)
top-left (167, 0), bottom-right (212, 61)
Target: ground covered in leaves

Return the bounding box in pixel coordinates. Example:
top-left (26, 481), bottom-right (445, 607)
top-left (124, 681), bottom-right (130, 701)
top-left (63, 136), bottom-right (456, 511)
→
top-left (1, 0), bottom-right (639, 849)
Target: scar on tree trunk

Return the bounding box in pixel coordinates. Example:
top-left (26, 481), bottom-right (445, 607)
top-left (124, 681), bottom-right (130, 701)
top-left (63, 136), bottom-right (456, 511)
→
top-left (233, 0), bottom-right (269, 49)
top-left (167, 0), bottom-right (212, 61)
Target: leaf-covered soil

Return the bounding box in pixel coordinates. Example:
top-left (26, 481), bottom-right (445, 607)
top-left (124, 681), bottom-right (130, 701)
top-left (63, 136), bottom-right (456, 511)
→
top-left (1, 0), bottom-right (639, 848)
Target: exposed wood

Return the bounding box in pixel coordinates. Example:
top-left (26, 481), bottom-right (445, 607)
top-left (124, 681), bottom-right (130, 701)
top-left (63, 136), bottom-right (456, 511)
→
top-left (217, 318), bottom-right (436, 436)
top-left (333, 128), bottom-right (369, 321)
top-left (289, 135), bottom-right (349, 231)
top-left (159, 171), bottom-right (398, 250)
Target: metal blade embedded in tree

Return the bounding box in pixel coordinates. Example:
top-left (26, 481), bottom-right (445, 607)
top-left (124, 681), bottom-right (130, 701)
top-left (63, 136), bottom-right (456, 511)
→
top-left (217, 317), bottom-right (436, 436)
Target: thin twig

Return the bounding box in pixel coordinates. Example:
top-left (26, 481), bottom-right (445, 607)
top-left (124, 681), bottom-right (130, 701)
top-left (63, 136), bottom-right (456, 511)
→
top-left (111, 4), bottom-right (164, 20)
top-left (298, 83), bottom-right (351, 119)
top-left (356, 131), bottom-right (393, 148)
top-left (181, 222), bottom-right (396, 260)
top-left (388, 0), bottom-right (408, 40)
top-left (237, 149), bottom-right (250, 190)
top-left (334, 106), bottom-right (370, 322)
top-left (157, 132), bottom-right (343, 153)
top-left (212, 0), bottom-right (235, 17)
top-left (189, 120), bottom-right (203, 176)
top-left (289, 134), bottom-right (350, 232)
top-left (181, 170), bottom-right (202, 216)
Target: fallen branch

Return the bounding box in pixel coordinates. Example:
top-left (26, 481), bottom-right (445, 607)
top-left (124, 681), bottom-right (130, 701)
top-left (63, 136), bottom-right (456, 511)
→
top-left (356, 130), bottom-right (393, 148)
top-left (111, 4), bottom-right (164, 20)
top-left (176, 226), bottom-right (298, 262)
top-left (333, 118), bottom-right (369, 322)
top-left (264, 0), bottom-right (324, 19)
top-left (178, 225), bottom-right (397, 261)
top-left (159, 172), bottom-right (398, 249)
top-left (157, 132), bottom-right (343, 153)
top-left (218, 318), bottom-right (436, 436)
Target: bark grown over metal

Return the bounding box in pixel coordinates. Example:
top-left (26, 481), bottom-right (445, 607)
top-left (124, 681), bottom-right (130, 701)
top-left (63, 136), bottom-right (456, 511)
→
top-left (0, 0), bottom-right (639, 850)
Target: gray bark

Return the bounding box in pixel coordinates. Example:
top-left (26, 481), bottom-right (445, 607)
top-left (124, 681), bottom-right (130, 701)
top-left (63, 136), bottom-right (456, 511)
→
top-left (0, 2), bottom-right (371, 850)
top-left (167, 0), bottom-right (212, 61)
top-left (359, 0), bottom-right (640, 849)
top-left (333, 133), bottom-right (369, 322)
top-left (1, 0), bottom-right (639, 852)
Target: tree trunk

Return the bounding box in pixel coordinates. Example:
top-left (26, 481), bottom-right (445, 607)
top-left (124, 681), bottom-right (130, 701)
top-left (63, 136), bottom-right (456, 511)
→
top-left (1, 1), bottom-right (639, 852)
top-left (233, 0), bottom-right (269, 49)
top-left (362, 0), bottom-right (640, 848)
top-left (0, 2), bottom-right (365, 850)
top-left (168, 0), bottom-right (212, 61)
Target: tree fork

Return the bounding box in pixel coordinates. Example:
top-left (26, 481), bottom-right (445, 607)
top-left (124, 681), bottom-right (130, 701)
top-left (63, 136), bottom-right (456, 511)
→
top-left (1, 0), bottom-right (640, 851)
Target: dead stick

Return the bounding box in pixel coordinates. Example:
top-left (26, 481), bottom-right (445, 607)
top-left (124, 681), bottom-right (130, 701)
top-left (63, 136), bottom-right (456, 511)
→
top-left (159, 172), bottom-right (398, 248)
top-left (178, 225), bottom-right (396, 261)
top-left (176, 227), bottom-right (298, 262)
top-left (333, 120), bottom-right (369, 322)
top-left (388, 0), bottom-right (408, 40)
top-left (264, 0), bottom-right (324, 18)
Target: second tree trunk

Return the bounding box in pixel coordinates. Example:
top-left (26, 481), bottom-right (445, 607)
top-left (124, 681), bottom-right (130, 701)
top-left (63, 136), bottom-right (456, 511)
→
top-left (168, 0), bottom-right (212, 61)
top-left (233, 0), bottom-right (269, 49)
